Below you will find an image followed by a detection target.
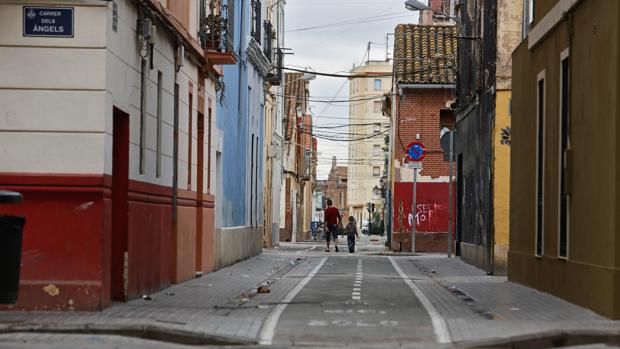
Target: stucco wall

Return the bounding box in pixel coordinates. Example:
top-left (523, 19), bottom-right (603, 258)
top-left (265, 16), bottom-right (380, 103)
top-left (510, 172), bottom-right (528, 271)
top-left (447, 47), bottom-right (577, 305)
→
top-left (493, 91), bottom-right (512, 274)
top-left (510, 0), bottom-right (620, 318)
top-left (215, 227), bottom-right (263, 269)
top-left (0, 2), bottom-right (107, 174)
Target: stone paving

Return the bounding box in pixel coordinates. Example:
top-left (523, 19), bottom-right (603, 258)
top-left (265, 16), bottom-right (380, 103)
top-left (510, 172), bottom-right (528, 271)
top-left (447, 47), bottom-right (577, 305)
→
top-left (391, 256), bottom-right (620, 346)
top-left (0, 252), bottom-right (317, 345)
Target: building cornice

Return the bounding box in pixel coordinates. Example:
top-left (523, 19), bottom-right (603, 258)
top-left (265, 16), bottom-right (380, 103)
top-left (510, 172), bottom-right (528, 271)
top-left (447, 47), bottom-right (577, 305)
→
top-left (247, 38), bottom-right (271, 77)
top-left (528, 0), bottom-right (581, 50)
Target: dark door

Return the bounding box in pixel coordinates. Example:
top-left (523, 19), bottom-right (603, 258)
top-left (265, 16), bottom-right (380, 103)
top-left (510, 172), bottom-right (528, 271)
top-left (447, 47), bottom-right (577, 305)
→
top-left (111, 107), bottom-right (129, 301)
top-left (196, 112), bottom-right (205, 272)
top-left (456, 154), bottom-right (463, 256)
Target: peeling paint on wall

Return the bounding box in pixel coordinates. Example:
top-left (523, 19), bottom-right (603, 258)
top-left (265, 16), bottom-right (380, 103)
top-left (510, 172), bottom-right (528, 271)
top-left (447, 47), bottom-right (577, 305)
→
top-left (43, 284), bottom-right (60, 297)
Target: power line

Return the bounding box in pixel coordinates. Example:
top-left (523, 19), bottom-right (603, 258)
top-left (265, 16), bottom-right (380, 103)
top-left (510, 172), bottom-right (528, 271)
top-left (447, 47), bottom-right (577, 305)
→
top-left (286, 12), bottom-right (410, 33)
top-left (281, 66), bottom-right (393, 79)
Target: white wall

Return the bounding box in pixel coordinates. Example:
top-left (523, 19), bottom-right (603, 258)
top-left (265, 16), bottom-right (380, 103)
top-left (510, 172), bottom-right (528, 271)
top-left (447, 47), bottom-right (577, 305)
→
top-left (105, 0), bottom-right (216, 192)
top-left (0, 1), bottom-right (108, 174)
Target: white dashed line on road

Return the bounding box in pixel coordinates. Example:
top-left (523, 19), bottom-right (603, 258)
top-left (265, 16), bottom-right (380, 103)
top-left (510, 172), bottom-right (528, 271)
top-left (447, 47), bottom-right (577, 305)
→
top-left (352, 259), bottom-right (363, 302)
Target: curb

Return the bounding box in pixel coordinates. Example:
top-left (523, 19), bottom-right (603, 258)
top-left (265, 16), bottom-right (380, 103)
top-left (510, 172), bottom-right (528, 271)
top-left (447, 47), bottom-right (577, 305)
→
top-left (455, 328), bottom-right (620, 348)
top-left (0, 322), bottom-right (256, 346)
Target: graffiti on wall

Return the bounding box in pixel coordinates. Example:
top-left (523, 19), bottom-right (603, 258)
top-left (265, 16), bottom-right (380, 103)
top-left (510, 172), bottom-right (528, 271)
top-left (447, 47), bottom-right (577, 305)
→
top-left (392, 182), bottom-right (453, 233)
top-left (500, 127), bottom-right (511, 146)
top-left (411, 203), bottom-right (444, 227)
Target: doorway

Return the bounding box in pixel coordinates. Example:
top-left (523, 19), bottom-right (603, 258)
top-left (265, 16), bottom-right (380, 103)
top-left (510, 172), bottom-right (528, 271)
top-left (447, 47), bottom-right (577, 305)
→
top-left (111, 107), bottom-right (129, 301)
top-left (196, 112), bottom-right (205, 272)
top-left (456, 154), bottom-right (463, 256)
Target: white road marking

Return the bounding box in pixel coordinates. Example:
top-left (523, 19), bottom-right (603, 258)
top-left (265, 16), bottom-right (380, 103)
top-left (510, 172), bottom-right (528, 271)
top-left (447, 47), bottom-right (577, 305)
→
top-left (308, 319), bottom-right (398, 328)
top-left (259, 257), bottom-right (328, 345)
top-left (353, 259), bottom-right (363, 301)
top-left (388, 257), bottom-right (451, 344)
top-left (309, 320), bottom-right (328, 326)
top-left (333, 320), bottom-right (352, 327)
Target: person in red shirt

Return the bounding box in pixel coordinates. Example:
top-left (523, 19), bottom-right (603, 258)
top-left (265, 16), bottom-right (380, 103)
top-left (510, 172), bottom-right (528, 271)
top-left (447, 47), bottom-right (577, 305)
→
top-left (324, 199), bottom-right (342, 252)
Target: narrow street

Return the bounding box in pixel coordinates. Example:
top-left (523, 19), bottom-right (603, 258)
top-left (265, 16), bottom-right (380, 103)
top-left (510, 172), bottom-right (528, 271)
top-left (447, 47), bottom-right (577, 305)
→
top-left (1, 237), bottom-right (618, 349)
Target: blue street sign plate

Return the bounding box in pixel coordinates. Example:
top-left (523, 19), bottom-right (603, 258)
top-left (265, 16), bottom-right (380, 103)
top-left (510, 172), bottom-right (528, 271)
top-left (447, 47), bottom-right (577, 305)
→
top-left (23, 7), bottom-right (74, 38)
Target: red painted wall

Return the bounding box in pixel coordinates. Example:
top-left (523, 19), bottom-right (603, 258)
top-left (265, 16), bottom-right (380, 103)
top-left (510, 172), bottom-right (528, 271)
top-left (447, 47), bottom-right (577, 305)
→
top-left (0, 173), bottom-right (215, 310)
top-left (392, 182), bottom-right (454, 233)
top-left (0, 174), bottom-right (110, 310)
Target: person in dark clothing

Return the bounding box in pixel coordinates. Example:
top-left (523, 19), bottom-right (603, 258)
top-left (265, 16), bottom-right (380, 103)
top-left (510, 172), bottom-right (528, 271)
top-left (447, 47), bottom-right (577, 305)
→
top-left (345, 216), bottom-right (359, 253)
top-left (324, 199), bottom-right (341, 252)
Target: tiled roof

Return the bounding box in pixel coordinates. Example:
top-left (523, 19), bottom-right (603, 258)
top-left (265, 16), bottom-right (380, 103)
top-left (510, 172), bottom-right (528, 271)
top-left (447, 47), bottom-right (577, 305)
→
top-left (303, 114), bottom-right (313, 150)
top-left (283, 73), bottom-right (307, 140)
top-left (394, 24), bottom-right (458, 85)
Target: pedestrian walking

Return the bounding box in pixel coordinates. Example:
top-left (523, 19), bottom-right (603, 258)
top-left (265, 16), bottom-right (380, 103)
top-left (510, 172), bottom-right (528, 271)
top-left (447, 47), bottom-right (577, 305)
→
top-left (346, 216), bottom-right (359, 253)
top-left (311, 221), bottom-right (318, 241)
top-left (324, 199), bottom-right (341, 252)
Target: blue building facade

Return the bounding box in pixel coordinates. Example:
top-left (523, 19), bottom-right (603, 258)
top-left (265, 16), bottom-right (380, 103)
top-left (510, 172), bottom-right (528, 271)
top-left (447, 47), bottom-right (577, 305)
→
top-left (215, 0), bottom-right (271, 267)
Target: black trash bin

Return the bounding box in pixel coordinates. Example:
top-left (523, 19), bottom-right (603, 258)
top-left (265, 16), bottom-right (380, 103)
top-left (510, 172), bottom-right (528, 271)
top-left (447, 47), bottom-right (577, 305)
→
top-left (0, 190), bottom-right (25, 304)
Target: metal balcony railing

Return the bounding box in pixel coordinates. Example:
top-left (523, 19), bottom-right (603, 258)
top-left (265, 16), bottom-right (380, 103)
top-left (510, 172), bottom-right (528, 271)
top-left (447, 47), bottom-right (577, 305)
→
top-left (267, 48), bottom-right (283, 85)
top-left (201, 0), bottom-right (234, 53)
top-left (250, 0), bottom-right (262, 44)
top-left (263, 20), bottom-right (273, 61)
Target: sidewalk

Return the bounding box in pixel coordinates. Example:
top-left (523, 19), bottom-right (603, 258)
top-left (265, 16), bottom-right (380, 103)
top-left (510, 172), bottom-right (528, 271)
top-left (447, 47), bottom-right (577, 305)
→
top-left (390, 256), bottom-right (620, 347)
top-left (0, 252), bottom-right (323, 346)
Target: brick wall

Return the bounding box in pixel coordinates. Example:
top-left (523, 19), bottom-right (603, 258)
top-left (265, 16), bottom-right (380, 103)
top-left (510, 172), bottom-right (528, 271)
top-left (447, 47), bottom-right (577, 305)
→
top-left (394, 89), bottom-right (452, 179)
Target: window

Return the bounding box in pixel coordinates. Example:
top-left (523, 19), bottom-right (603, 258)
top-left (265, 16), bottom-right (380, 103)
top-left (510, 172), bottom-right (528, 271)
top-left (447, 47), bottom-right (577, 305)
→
top-left (139, 58), bottom-right (147, 174)
top-left (559, 50), bottom-right (570, 259)
top-left (156, 71), bottom-right (163, 178)
top-left (187, 86), bottom-right (193, 190)
top-left (251, 134), bottom-right (255, 225)
top-left (373, 144), bottom-right (381, 153)
top-left (535, 71), bottom-right (546, 257)
top-left (373, 101), bottom-right (382, 113)
top-left (374, 79), bottom-right (382, 90)
top-left (251, 0), bottom-right (262, 43)
top-left (523, 0), bottom-right (534, 38)
top-left (373, 123), bottom-right (381, 134)
top-left (373, 166), bottom-right (380, 177)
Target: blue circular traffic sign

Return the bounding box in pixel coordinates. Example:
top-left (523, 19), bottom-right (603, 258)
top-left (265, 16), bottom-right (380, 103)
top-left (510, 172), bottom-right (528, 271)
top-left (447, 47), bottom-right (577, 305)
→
top-left (406, 141), bottom-right (426, 162)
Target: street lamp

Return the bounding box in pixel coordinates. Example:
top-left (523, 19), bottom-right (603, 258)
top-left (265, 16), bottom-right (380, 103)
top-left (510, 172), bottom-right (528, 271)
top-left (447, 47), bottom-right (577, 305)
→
top-left (404, 0), bottom-right (462, 24)
top-left (301, 72), bottom-right (317, 81)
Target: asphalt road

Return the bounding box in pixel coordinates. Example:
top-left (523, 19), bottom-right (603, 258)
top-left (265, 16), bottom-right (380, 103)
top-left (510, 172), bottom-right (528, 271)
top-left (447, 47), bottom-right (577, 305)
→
top-left (270, 254), bottom-right (437, 347)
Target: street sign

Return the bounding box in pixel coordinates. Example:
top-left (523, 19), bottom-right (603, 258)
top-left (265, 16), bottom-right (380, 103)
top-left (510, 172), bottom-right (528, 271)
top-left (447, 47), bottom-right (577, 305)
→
top-left (24, 7), bottom-right (74, 38)
top-left (406, 141), bottom-right (426, 162)
top-left (406, 162), bottom-right (422, 169)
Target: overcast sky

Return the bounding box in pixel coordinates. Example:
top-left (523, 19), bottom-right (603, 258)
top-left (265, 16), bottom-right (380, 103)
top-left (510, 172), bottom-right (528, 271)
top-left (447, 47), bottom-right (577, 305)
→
top-left (284, 0), bottom-right (419, 179)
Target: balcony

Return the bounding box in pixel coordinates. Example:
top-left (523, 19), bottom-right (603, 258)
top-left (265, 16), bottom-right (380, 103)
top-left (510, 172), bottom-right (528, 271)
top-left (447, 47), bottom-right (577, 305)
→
top-left (266, 48), bottom-right (283, 85)
top-left (263, 20), bottom-right (273, 62)
top-left (201, 0), bottom-right (236, 65)
top-left (250, 0), bottom-right (262, 44)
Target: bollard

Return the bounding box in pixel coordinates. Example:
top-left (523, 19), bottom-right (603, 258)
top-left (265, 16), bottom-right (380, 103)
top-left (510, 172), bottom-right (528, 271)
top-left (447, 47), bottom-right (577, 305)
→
top-left (0, 191), bottom-right (25, 304)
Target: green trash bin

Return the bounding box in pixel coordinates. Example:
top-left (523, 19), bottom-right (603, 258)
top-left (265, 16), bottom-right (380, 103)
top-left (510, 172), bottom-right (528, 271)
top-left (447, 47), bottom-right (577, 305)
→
top-left (0, 191), bottom-right (25, 304)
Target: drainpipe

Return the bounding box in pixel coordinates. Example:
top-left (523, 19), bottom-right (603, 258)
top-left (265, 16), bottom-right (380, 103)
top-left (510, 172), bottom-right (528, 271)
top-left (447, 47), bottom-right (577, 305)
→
top-left (173, 43), bottom-right (182, 221)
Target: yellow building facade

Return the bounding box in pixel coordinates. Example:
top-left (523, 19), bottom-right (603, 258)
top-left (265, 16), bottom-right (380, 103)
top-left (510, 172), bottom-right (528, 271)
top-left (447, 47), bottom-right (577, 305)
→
top-left (347, 61), bottom-right (392, 229)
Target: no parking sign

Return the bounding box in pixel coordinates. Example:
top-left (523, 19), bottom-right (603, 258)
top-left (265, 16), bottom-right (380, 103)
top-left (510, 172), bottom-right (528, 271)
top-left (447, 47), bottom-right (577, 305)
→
top-left (406, 141), bottom-right (426, 162)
